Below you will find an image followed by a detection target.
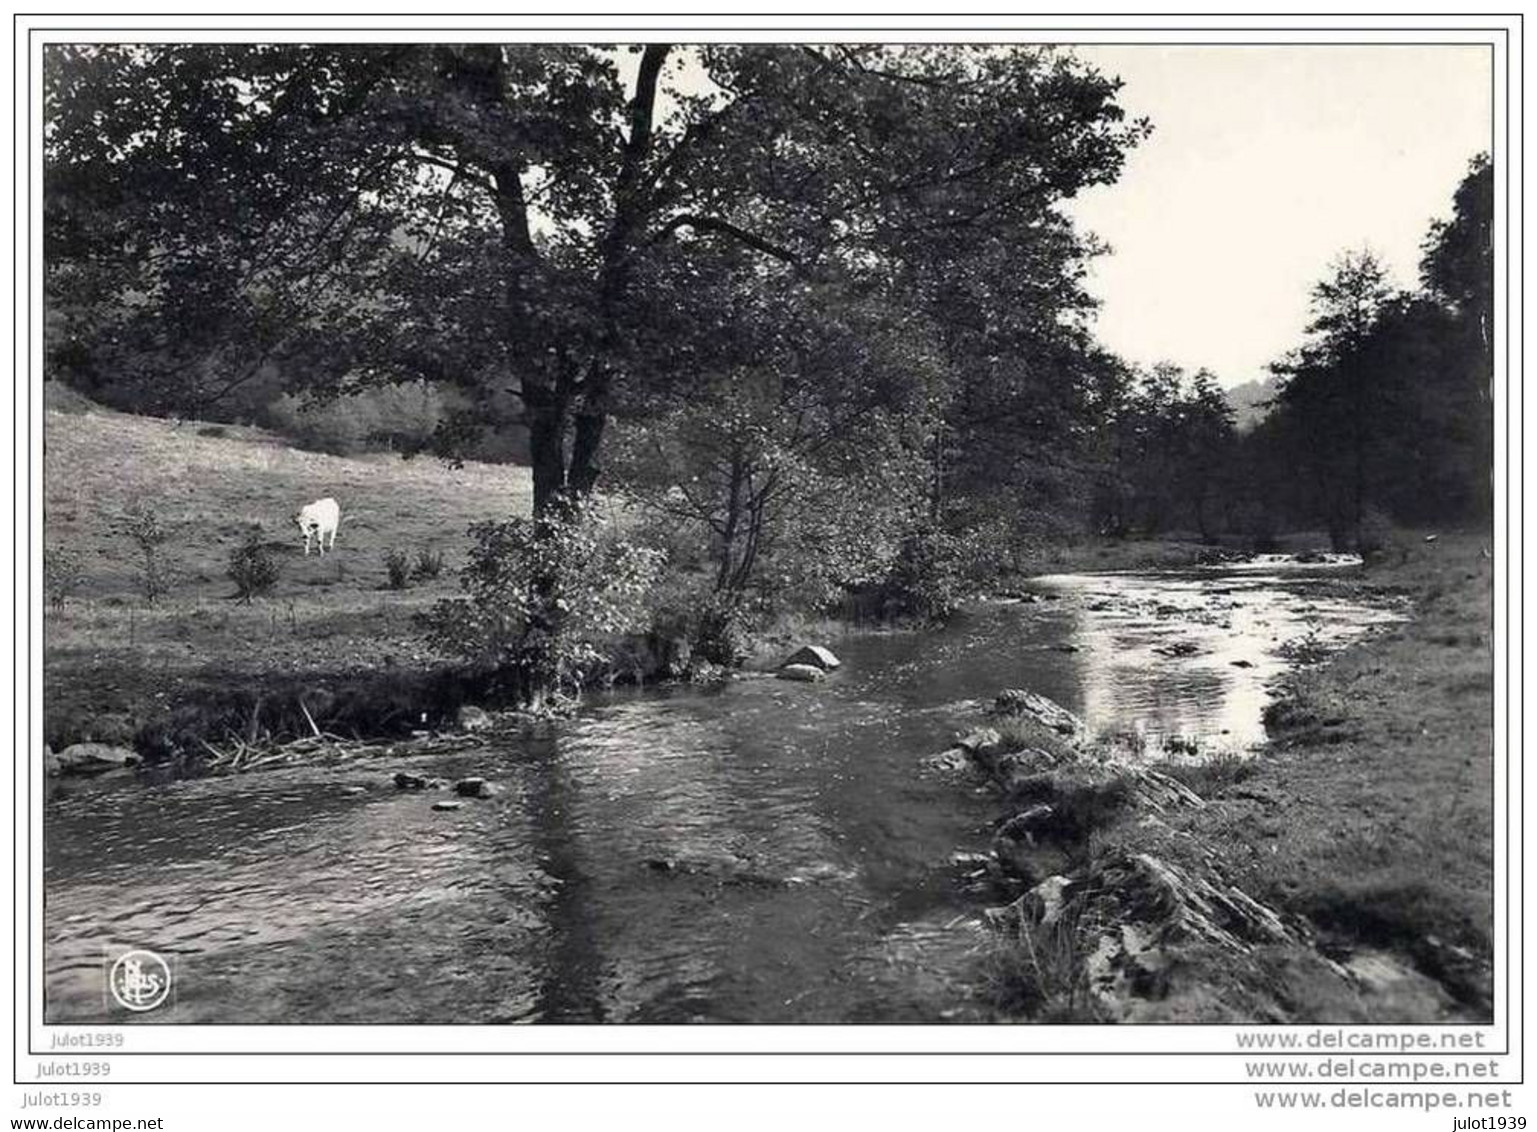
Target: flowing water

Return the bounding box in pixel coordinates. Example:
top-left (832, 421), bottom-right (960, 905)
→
top-left (43, 559), bottom-right (1402, 1024)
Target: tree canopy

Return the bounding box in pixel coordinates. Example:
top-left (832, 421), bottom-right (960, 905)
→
top-left (46, 43), bottom-right (1149, 518)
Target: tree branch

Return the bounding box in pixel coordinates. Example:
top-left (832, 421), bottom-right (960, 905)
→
top-left (619, 45), bottom-right (671, 195)
top-left (603, 43), bottom-right (672, 268)
top-left (400, 148), bottom-right (499, 198)
top-left (418, 161), bottom-right (461, 262)
top-left (647, 213), bottom-right (799, 264)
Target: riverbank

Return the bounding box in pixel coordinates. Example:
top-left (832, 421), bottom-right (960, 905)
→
top-left (43, 402), bottom-right (1219, 759)
top-left (963, 528), bottom-right (1494, 1021)
top-left (43, 406), bottom-right (917, 756)
top-left (1006, 529), bottom-right (1337, 576)
top-left (1192, 527), bottom-right (1495, 1013)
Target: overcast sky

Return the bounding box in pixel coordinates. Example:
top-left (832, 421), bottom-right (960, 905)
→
top-left (1064, 45), bottom-right (1492, 387)
top-left (629, 44), bottom-right (1492, 389)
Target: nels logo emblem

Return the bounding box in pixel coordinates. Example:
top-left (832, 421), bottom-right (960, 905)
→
top-left (108, 949), bottom-right (171, 1013)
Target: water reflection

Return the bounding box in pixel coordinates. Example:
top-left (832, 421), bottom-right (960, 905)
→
top-left (43, 561), bottom-right (1399, 1023)
top-left (1030, 568), bottom-right (1404, 752)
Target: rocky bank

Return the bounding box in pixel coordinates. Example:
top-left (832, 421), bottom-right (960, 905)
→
top-left (944, 689), bottom-right (1473, 1023)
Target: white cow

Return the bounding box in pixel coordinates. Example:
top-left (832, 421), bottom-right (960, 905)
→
top-left (295, 497), bottom-right (341, 556)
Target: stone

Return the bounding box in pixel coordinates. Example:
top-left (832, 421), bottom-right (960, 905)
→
top-left (431, 800), bottom-right (463, 812)
top-left (1124, 768), bottom-right (1207, 813)
top-left (455, 704), bottom-right (493, 733)
top-left (1343, 950), bottom-right (1459, 1019)
top-left (990, 689), bottom-right (1086, 737)
top-left (990, 804), bottom-right (1065, 883)
top-left (454, 777), bottom-right (496, 799)
top-left (777, 663), bottom-right (825, 683)
top-left (1064, 848), bottom-right (1300, 1020)
top-left (994, 749), bottom-right (1057, 791)
top-left (1022, 875), bottom-right (1075, 927)
top-left (954, 728), bottom-right (1004, 773)
top-left (783, 645), bottom-right (841, 671)
top-left (42, 745), bottom-right (61, 778)
top-left (920, 747), bottom-right (971, 773)
top-left (1154, 640), bottom-right (1201, 658)
top-left (951, 851), bottom-right (995, 870)
top-left (339, 785), bottom-right (370, 796)
top-left (996, 803), bottom-right (1056, 845)
top-left (392, 772), bottom-right (438, 791)
top-left (956, 727), bottom-right (1001, 753)
top-left (51, 743), bottom-right (138, 776)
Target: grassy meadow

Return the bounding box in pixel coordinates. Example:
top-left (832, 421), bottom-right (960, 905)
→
top-left (43, 400), bottom-right (542, 747)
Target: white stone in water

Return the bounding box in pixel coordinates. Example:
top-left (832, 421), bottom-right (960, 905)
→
top-left (1024, 875), bottom-right (1075, 927)
top-left (777, 663), bottom-right (826, 683)
top-left (783, 645), bottom-right (841, 671)
top-left (456, 704), bottom-right (493, 732)
top-left (51, 743), bottom-right (138, 776)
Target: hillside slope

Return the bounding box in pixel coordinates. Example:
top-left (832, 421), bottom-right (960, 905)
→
top-left (45, 407), bottom-right (535, 598)
top-left (43, 407), bottom-right (537, 745)
top-left (1224, 375), bottom-right (1281, 432)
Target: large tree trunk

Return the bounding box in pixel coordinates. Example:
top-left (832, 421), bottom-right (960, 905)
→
top-left (524, 388), bottom-right (570, 521)
top-left (481, 44), bottom-right (670, 703)
top-left (518, 383), bottom-right (578, 707)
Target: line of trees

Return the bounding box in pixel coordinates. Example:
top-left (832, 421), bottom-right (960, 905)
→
top-left (1079, 153), bottom-right (1492, 553)
top-left (45, 43), bottom-right (1150, 690)
top-left (1252, 155), bottom-right (1494, 545)
top-left (44, 45), bottom-right (1491, 696)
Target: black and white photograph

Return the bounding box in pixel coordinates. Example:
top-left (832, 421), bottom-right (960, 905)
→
top-left (14, 9), bottom-right (1523, 1123)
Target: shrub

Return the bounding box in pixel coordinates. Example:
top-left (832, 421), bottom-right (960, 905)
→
top-left (978, 904), bottom-right (1099, 1021)
top-left (383, 548), bottom-right (412, 590)
top-left (868, 526), bottom-right (968, 623)
top-left (227, 529), bottom-right (281, 603)
top-left (119, 502), bottom-right (171, 600)
top-left (264, 383), bottom-right (454, 456)
top-left (691, 597), bottom-right (753, 667)
top-left (1155, 752), bottom-right (1260, 795)
top-left (411, 547), bottom-right (446, 581)
top-left (44, 545), bottom-right (83, 610)
top-left (423, 507), bottom-right (665, 701)
top-left (647, 584), bottom-right (754, 670)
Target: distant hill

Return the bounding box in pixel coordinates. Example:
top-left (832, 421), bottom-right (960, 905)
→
top-left (1224, 375), bottom-right (1282, 432)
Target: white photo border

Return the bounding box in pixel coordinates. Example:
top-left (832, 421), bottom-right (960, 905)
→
top-left (12, 9), bottom-right (1522, 1086)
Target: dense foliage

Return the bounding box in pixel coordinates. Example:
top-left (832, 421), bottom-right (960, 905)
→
top-left (1085, 154), bottom-right (1492, 552)
top-left (1250, 156), bottom-right (1494, 545)
top-left (44, 44), bottom-right (1491, 693)
top-left (423, 509), bottom-right (664, 701)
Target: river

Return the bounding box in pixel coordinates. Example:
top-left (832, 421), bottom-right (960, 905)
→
top-left (43, 559), bottom-right (1401, 1024)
